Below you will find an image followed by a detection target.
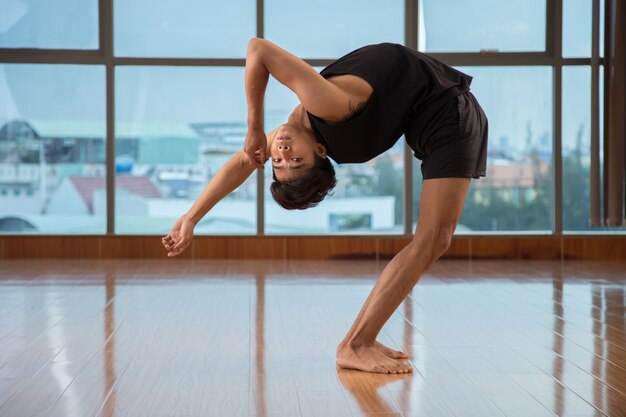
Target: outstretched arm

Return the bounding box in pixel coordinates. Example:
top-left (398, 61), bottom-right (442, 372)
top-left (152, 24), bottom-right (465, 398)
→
top-left (162, 127), bottom-right (278, 257)
top-left (186, 127), bottom-right (278, 225)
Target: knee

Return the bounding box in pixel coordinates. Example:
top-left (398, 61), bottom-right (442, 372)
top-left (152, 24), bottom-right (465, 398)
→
top-left (411, 224), bottom-right (455, 261)
top-left (431, 226), bottom-right (454, 258)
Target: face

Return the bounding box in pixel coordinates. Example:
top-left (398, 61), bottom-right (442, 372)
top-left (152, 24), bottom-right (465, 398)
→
top-left (270, 123), bottom-right (327, 182)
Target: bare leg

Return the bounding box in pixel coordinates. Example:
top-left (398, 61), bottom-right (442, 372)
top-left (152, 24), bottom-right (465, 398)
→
top-left (336, 178), bottom-right (471, 374)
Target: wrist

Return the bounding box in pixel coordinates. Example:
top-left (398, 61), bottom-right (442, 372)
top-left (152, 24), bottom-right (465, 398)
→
top-left (184, 212), bottom-right (200, 225)
top-left (247, 119), bottom-right (263, 130)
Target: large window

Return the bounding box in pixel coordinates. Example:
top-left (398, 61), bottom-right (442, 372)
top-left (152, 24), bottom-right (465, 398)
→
top-left (115, 66), bottom-right (256, 234)
top-left (114, 0), bottom-right (255, 58)
top-left (0, 0), bottom-right (99, 50)
top-left (0, 0), bottom-right (611, 235)
top-left (562, 66), bottom-right (592, 231)
top-left (0, 64), bottom-right (105, 233)
top-left (419, 0), bottom-right (546, 52)
top-left (265, 0), bottom-right (404, 57)
top-left (563, 0), bottom-right (592, 57)
top-left (457, 66), bottom-right (553, 232)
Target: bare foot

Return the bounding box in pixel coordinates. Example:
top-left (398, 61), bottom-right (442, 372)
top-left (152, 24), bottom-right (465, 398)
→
top-left (336, 343), bottom-right (413, 374)
top-left (336, 340), bottom-right (409, 360)
top-left (373, 340), bottom-right (410, 359)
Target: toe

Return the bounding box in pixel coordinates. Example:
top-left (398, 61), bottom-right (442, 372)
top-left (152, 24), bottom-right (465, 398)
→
top-left (376, 366), bottom-right (391, 374)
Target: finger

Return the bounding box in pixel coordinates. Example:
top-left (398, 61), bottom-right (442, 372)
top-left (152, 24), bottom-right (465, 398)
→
top-left (168, 248), bottom-right (181, 257)
top-left (172, 239), bottom-right (188, 253)
top-left (167, 245), bottom-right (182, 256)
top-left (245, 149), bottom-right (258, 165)
top-left (250, 151), bottom-right (264, 169)
top-left (247, 155), bottom-right (261, 169)
top-left (249, 157), bottom-right (263, 170)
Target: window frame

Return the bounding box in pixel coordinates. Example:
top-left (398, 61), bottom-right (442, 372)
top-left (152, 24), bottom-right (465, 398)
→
top-left (0, 0), bottom-right (608, 236)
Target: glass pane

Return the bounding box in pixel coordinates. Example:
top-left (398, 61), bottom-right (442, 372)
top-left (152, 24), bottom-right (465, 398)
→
top-left (0, 1), bottom-right (98, 49)
top-left (264, 76), bottom-right (404, 234)
top-left (419, 0), bottom-right (546, 52)
top-left (114, 0), bottom-right (255, 57)
top-left (453, 66), bottom-right (553, 232)
top-left (562, 66), bottom-right (594, 230)
top-left (563, 0), bottom-right (592, 57)
top-left (115, 67), bottom-right (256, 234)
top-left (0, 64), bottom-right (106, 233)
top-left (265, 0), bottom-right (403, 58)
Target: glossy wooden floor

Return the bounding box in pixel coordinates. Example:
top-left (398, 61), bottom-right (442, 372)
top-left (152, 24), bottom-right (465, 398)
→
top-left (0, 259), bottom-right (625, 417)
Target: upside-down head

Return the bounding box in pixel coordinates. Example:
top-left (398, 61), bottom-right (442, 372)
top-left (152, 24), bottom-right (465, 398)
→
top-left (269, 123), bottom-right (336, 210)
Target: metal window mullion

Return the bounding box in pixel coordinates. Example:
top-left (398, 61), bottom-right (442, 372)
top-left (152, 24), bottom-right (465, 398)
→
top-left (98, 0), bottom-right (106, 55)
top-left (1, 54), bottom-right (594, 67)
top-left (256, 0), bottom-right (264, 235)
top-left (404, 0), bottom-right (418, 236)
top-left (553, 0), bottom-right (563, 234)
top-left (590, 0), bottom-right (601, 226)
top-left (113, 58), bottom-right (247, 66)
top-left (547, 0), bottom-right (555, 57)
top-left (0, 49), bottom-right (104, 63)
top-left (104, 0), bottom-right (115, 234)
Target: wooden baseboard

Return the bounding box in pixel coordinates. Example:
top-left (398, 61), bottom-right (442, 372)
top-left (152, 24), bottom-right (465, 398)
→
top-left (0, 235), bottom-right (625, 260)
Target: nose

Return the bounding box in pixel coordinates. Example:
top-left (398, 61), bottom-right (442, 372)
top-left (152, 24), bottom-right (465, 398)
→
top-left (277, 144), bottom-right (291, 151)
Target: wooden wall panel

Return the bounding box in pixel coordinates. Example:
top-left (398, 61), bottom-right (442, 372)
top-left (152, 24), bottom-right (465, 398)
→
top-left (563, 237), bottom-right (626, 260)
top-left (225, 237), bottom-right (285, 259)
top-left (469, 237), bottom-right (519, 259)
top-left (378, 237), bottom-right (470, 259)
top-left (2, 236), bottom-right (101, 259)
top-left (444, 237), bottom-right (471, 258)
top-left (378, 238), bottom-right (412, 259)
top-left (192, 237), bottom-right (284, 259)
top-left (470, 237), bottom-right (562, 259)
top-left (0, 235), bottom-right (625, 260)
top-left (517, 237), bottom-right (562, 259)
top-left (285, 237), bottom-right (378, 259)
top-left (100, 236), bottom-right (184, 259)
top-left (190, 237), bottom-right (229, 259)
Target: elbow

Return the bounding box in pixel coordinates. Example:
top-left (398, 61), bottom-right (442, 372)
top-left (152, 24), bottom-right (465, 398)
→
top-left (247, 37), bottom-right (265, 53)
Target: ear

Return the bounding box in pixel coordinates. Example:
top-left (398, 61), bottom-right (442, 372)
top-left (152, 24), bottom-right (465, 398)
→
top-left (315, 142), bottom-right (327, 158)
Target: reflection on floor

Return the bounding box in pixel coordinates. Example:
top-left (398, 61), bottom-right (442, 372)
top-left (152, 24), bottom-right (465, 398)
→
top-left (0, 258), bottom-right (625, 417)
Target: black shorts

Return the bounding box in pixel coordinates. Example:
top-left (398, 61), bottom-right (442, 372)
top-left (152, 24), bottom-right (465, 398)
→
top-left (406, 91), bottom-right (488, 180)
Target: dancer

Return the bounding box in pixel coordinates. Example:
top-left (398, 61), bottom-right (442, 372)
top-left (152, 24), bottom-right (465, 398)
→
top-left (162, 38), bottom-right (488, 374)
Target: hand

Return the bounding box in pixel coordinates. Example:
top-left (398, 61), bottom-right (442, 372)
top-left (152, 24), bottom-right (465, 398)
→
top-left (244, 125), bottom-right (267, 169)
top-left (162, 214), bottom-right (195, 257)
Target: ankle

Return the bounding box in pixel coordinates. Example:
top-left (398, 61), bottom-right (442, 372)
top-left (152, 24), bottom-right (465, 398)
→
top-left (348, 338), bottom-right (374, 350)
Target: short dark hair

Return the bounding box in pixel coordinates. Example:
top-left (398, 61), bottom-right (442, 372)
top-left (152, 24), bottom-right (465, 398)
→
top-left (270, 156), bottom-right (337, 210)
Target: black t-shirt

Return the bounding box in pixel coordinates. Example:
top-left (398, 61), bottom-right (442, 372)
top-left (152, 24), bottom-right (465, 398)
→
top-left (306, 43), bottom-right (472, 163)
